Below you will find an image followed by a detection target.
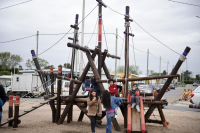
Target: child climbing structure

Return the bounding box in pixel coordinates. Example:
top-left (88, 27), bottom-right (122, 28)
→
top-left (0, 1), bottom-right (191, 133)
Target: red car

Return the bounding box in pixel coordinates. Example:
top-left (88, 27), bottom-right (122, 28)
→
top-left (154, 84), bottom-right (170, 93)
top-left (160, 84), bottom-right (170, 92)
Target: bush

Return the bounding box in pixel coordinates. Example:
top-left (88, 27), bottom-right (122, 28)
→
top-left (0, 71), bottom-right (11, 76)
top-left (184, 80), bottom-right (193, 84)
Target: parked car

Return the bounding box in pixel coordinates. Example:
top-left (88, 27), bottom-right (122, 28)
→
top-left (190, 86), bottom-right (200, 105)
top-left (153, 84), bottom-right (162, 93)
top-left (138, 84), bottom-right (153, 93)
top-left (160, 84), bottom-right (170, 92)
top-left (170, 84), bottom-right (175, 90)
top-left (193, 81), bottom-right (198, 86)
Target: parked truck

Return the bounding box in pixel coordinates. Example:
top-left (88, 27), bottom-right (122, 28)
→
top-left (5, 74), bottom-right (44, 97)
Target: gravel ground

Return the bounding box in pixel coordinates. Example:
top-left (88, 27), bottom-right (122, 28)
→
top-left (1, 101), bottom-right (200, 133)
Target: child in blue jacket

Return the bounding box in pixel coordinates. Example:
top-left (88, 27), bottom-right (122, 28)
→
top-left (114, 93), bottom-right (123, 118)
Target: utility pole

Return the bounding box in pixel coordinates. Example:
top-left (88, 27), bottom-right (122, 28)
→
top-left (147, 49), bottom-right (149, 76)
top-left (180, 68), bottom-right (181, 83)
top-left (146, 49), bottom-right (149, 85)
top-left (182, 70), bottom-right (184, 86)
top-left (167, 61), bottom-right (169, 75)
top-left (159, 56), bottom-right (161, 76)
top-left (115, 28), bottom-right (118, 79)
top-left (36, 31), bottom-right (39, 57)
top-left (80, 0), bottom-right (85, 77)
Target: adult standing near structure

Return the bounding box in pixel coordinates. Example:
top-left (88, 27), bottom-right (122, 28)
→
top-left (0, 85), bottom-right (7, 123)
top-left (87, 89), bottom-right (102, 133)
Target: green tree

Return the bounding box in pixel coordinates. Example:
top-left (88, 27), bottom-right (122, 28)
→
top-left (0, 52), bottom-right (10, 68)
top-left (63, 63), bottom-right (71, 69)
top-left (0, 71), bottom-right (11, 76)
top-left (25, 58), bottom-right (49, 69)
top-left (8, 54), bottom-right (23, 68)
top-left (196, 74), bottom-right (200, 80)
top-left (44, 65), bottom-right (55, 69)
top-left (117, 65), bottom-right (141, 75)
top-left (0, 52), bottom-right (23, 68)
top-left (149, 70), bottom-right (159, 76)
top-left (117, 65), bottom-right (124, 73)
top-left (183, 70), bottom-right (192, 80)
top-left (162, 70), bottom-right (167, 75)
top-left (58, 64), bottom-right (62, 68)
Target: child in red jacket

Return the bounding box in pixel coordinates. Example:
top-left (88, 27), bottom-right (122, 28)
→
top-left (108, 79), bottom-right (122, 96)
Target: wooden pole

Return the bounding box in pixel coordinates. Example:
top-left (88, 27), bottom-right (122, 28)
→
top-left (101, 50), bottom-right (111, 79)
top-left (50, 68), bottom-right (56, 123)
top-left (124, 6), bottom-right (130, 99)
top-left (31, 50), bottom-right (49, 94)
top-left (58, 48), bottom-right (98, 124)
top-left (13, 93), bottom-right (20, 128)
top-left (31, 50), bottom-right (56, 123)
top-left (8, 92), bottom-right (13, 126)
top-left (115, 28), bottom-right (118, 79)
top-left (55, 68), bottom-right (62, 123)
top-left (157, 105), bottom-right (168, 128)
top-left (96, 74), bottom-right (180, 83)
top-left (68, 14), bottom-right (79, 123)
top-left (67, 43), bottom-right (120, 59)
top-left (145, 46), bottom-right (191, 122)
top-left (97, 0), bottom-right (103, 79)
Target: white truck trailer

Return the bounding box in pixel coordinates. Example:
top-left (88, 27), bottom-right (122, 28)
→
top-left (6, 74), bottom-right (44, 97)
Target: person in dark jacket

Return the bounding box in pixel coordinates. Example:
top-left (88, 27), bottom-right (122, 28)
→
top-left (91, 77), bottom-right (101, 98)
top-left (128, 83), bottom-right (140, 112)
top-left (0, 85), bottom-right (7, 123)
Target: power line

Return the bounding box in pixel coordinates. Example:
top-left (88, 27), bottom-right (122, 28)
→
top-left (86, 17), bottom-right (98, 46)
top-left (38, 5), bottom-right (98, 55)
top-left (130, 26), bottom-right (138, 74)
top-left (0, 32), bottom-right (115, 44)
top-left (149, 52), bottom-right (160, 59)
top-left (168, 0), bottom-right (200, 7)
top-left (107, 6), bottom-right (124, 16)
top-left (102, 19), bottom-right (109, 51)
top-left (130, 18), bottom-right (181, 56)
top-left (39, 33), bottom-right (74, 35)
top-left (107, 5), bottom-right (181, 56)
top-left (38, 28), bottom-right (73, 55)
top-left (0, 0), bottom-right (33, 10)
top-left (117, 34), bottom-right (147, 53)
top-left (0, 35), bottom-right (36, 43)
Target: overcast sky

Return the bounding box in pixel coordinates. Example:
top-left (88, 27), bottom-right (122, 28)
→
top-left (1, 0), bottom-right (200, 77)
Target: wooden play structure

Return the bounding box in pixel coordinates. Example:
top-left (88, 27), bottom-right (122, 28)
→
top-left (0, 1), bottom-right (191, 133)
